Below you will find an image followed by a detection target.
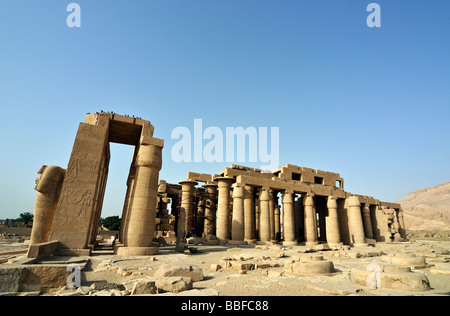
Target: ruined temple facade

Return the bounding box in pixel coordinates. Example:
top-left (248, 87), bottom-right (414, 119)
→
top-left (162, 164), bottom-right (406, 247)
top-left (29, 112), bottom-right (164, 256)
top-left (29, 113), bottom-right (406, 257)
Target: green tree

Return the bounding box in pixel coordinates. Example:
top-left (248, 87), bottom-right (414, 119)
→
top-left (101, 216), bottom-right (121, 231)
top-left (17, 212), bottom-right (34, 227)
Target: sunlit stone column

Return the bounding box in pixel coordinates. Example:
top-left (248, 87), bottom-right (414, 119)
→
top-left (244, 185), bottom-right (256, 243)
top-left (347, 195), bottom-right (367, 247)
top-left (304, 194), bottom-right (318, 246)
top-left (282, 191), bottom-right (297, 246)
top-left (215, 176), bottom-right (234, 241)
top-left (259, 188), bottom-right (271, 242)
top-left (120, 140), bottom-right (163, 255)
top-left (179, 180), bottom-right (198, 236)
top-left (231, 184), bottom-right (245, 243)
top-left (326, 196), bottom-right (341, 247)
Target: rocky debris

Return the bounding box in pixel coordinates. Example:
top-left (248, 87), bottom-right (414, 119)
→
top-left (90, 282), bottom-right (126, 292)
top-left (217, 248), bottom-right (286, 273)
top-left (52, 276), bottom-right (195, 296)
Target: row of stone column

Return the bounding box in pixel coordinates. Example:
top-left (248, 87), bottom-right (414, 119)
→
top-left (177, 177), bottom-right (380, 247)
top-left (178, 180), bottom-right (218, 238)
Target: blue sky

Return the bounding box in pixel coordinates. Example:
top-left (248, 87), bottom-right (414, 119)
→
top-left (0, 0), bottom-right (449, 218)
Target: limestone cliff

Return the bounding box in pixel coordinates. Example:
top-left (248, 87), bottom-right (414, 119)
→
top-left (397, 182), bottom-right (450, 230)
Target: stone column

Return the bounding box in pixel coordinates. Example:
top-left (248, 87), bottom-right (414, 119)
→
top-left (347, 195), bottom-right (367, 247)
top-left (362, 204), bottom-right (374, 239)
top-left (203, 182), bottom-right (217, 237)
top-left (179, 180), bottom-right (198, 236)
top-left (282, 191), bottom-right (297, 246)
top-left (304, 194), bottom-right (318, 246)
top-left (175, 191), bottom-right (186, 253)
top-left (231, 184), bottom-right (245, 243)
top-left (259, 188), bottom-right (271, 242)
top-left (244, 185), bottom-right (255, 243)
top-left (326, 196), bottom-right (341, 247)
top-left (215, 176), bottom-right (234, 241)
top-left (119, 140), bottom-right (163, 256)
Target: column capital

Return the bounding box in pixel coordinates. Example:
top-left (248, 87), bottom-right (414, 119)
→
top-left (282, 191), bottom-right (294, 204)
top-left (259, 188), bottom-right (270, 201)
top-left (347, 195), bottom-right (361, 207)
top-left (232, 184), bottom-right (245, 198)
top-left (203, 181), bottom-right (218, 189)
top-left (178, 179), bottom-right (198, 188)
top-left (327, 196), bottom-right (338, 209)
top-left (214, 176), bottom-right (235, 188)
top-left (304, 195), bottom-right (314, 207)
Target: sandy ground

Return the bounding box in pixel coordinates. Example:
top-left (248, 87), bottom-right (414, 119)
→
top-left (1, 239), bottom-right (449, 296)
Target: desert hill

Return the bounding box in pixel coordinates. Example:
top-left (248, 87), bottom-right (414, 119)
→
top-left (397, 182), bottom-right (450, 230)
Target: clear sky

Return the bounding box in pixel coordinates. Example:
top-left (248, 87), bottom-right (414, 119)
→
top-left (0, 0), bottom-right (449, 219)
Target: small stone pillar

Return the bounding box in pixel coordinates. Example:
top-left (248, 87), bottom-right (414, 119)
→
top-left (363, 204), bottom-right (374, 239)
top-left (30, 166), bottom-right (66, 245)
top-left (203, 182), bottom-right (218, 236)
top-left (347, 195), bottom-right (367, 247)
top-left (304, 195), bottom-right (318, 246)
top-left (215, 176), bottom-right (234, 241)
top-left (259, 188), bottom-right (271, 242)
top-left (231, 184), bottom-right (245, 243)
top-left (179, 180), bottom-right (198, 236)
top-left (244, 186), bottom-right (256, 243)
top-left (282, 191), bottom-right (297, 246)
top-left (326, 196), bottom-right (341, 247)
top-left (119, 139), bottom-right (163, 256)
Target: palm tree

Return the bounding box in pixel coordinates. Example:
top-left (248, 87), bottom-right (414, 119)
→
top-left (17, 212), bottom-right (34, 227)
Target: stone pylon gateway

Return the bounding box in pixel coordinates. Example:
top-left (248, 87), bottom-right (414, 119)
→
top-left (29, 112), bottom-right (164, 256)
top-left (29, 112), bottom-right (406, 257)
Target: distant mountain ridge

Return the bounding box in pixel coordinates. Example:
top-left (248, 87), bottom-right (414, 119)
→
top-left (396, 182), bottom-right (450, 230)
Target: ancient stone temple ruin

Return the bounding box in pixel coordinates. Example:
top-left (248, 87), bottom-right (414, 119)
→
top-left (28, 113), bottom-right (406, 257)
top-left (29, 112), bottom-right (164, 256)
top-left (163, 165), bottom-right (406, 248)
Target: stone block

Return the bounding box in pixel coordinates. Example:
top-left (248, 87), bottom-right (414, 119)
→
top-left (26, 241), bottom-right (59, 259)
top-left (153, 264), bottom-right (204, 281)
top-left (151, 277), bottom-right (193, 294)
top-left (21, 265), bottom-right (69, 292)
top-left (351, 264), bottom-right (430, 292)
top-left (210, 264), bottom-right (222, 271)
top-left (0, 267), bottom-right (24, 293)
top-left (231, 262), bottom-right (255, 271)
top-left (131, 280), bottom-right (157, 295)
